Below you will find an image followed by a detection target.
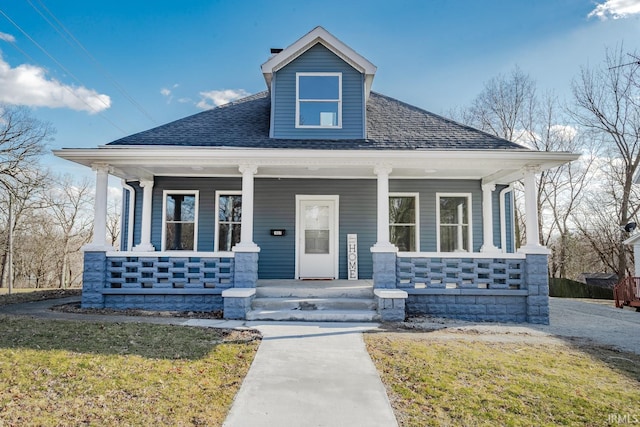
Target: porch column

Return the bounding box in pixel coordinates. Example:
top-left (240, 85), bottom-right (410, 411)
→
top-left (133, 179), bottom-right (155, 252)
top-left (83, 163), bottom-right (113, 251)
top-left (520, 167), bottom-right (548, 254)
top-left (372, 165), bottom-right (396, 251)
top-left (235, 164), bottom-right (259, 251)
top-left (371, 165), bottom-right (397, 289)
top-left (480, 183), bottom-right (499, 252)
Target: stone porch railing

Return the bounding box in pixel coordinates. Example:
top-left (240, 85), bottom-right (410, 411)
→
top-left (372, 251), bottom-right (549, 324)
top-left (82, 250), bottom-right (258, 317)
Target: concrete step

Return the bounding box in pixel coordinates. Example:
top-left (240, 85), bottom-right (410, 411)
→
top-left (246, 308), bottom-right (380, 322)
top-left (255, 285), bottom-right (373, 299)
top-left (252, 297), bottom-right (377, 311)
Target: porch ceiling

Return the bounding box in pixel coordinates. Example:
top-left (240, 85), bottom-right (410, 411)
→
top-left (53, 146), bottom-right (579, 184)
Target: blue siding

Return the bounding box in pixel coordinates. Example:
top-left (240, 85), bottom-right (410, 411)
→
top-left (492, 186), bottom-right (503, 249)
top-left (120, 187), bottom-right (130, 251)
top-left (136, 177), bottom-right (500, 277)
top-left (272, 43), bottom-right (365, 139)
top-left (254, 179), bottom-right (377, 279)
top-left (151, 177), bottom-right (242, 251)
top-left (389, 180), bottom-right (483, 252)
top-left (504, 191), bottom-right (515, 253)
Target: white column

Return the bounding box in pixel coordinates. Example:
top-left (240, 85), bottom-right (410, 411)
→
top-left (480, 183), bottom-right (499, 252)
top-left (234, 164), bottom-right (260, 251)
top-left (519, 167), bottom-right (548, 254)
top-left (133, 179), bottom-right (155, 252)
top-left (371, 165), bottom-right (397, 252)
top-left (83, 163), bottom-right (113, 251)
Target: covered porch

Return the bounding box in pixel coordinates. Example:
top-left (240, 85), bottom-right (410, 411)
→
top-left (55, 146), bottom-right (575, 323)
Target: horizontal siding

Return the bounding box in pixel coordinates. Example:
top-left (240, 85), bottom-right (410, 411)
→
top-left (132, 177), bottom-right (507, 278)
top-left (272, 43), bottom-right (364, 139)
top-left (151, 177), bottom-right (242, 251)
top-left (390, 180), bottom-right (483, 252)
top-left (254, 179), bottom-right (376, 279)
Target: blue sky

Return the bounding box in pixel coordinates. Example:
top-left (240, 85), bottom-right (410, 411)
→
top-left (0, 0), bottom-right (639, 181)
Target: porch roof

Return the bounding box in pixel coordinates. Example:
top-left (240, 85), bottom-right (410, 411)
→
top-left (54, 145), bottom-right (578, 185)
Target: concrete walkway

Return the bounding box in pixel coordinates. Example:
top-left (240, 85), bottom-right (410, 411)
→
top-left (223, 322), bottom-right (398, 427)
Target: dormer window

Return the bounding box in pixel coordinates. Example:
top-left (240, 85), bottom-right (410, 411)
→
top-left (296, 72), bottom-right (342, 128)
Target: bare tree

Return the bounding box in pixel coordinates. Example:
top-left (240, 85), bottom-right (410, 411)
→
top-left (44, 175), bottom-right (93, 288)
top-left (570, 46), bottom-right (640, 279)
top-left (0, 105), bottom-right (52, 189)
top-left (107, 198), bottom-right (121, 248)
top-left (461, 67), bottom-right (588, 278)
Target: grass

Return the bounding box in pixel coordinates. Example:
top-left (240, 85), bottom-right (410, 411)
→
top-left (0, 315), bottom-right (260, 426)
top-left (0, 288), bottom-right (80, 305)
top-left (365, 332), bottom-right (640, 427)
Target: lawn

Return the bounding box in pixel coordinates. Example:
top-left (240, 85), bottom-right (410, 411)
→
top-left (365, 332), bottom-right (640, 427)
top-left (0, 288), bottom-right (80, 305)
top-left (0, 315), bottom-right (260, 426)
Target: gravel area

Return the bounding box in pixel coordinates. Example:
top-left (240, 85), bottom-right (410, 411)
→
top-left (402, 297), bottom-right (640, 354)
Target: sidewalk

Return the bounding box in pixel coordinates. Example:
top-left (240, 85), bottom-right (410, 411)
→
top-left (1, 298), bottom-right (399, 426)
top-left (223, 322), bottom-right (398, 427)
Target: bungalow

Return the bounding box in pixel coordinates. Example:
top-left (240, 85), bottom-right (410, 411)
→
top-left (54, 26), bottom-right (577, 323)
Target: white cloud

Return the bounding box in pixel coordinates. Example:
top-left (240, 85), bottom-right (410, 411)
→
top-left (196, 89), bottom-right (250, 110)
top-left (160, 87), bottom-right (171, 97)
top-left (0, 55), bottom-right (110, 113)
top-left (0, 32), bottom-right (16, 43)
top-left (160, 83), bottom-right (180, 103)
top-left (588, 0), bottom-right (640, 19)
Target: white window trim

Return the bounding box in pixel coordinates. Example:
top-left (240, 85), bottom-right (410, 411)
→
top-left (295, 72), bottom-right (342, 129)
top-left (214, 190), bottom-right (242, 252)
top-left (389, 192), bottom-right (420, 252)
top-left (436, 193), bottom-right (473, 253)
top-left (161, 190), bottom-right (199, 251)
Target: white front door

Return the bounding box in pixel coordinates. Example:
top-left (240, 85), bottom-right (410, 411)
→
top-left (297, 196), bottom-right (339, 279)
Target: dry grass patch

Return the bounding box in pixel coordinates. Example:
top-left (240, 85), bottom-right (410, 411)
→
top-left (0, 288), bottom-right (80, 305)
top-left (365, 332), bottom-right (640, 426)
top-left (0, 315), bottom-right (259, 426)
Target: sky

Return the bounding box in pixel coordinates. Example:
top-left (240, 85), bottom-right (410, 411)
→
top-left (0, 0), bottom-right (639, 188)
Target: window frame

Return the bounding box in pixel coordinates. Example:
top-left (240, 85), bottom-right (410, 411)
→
top-left (161, 190), bottom-right (199, 251)
top-left (389, 192), bottom-right (420, 252)
top-left (295, 72), bottom-right (342, 129)
top-left (214, 191), bottom-right (242, 252)
top-left (436, 192), bottom-right (473, 253)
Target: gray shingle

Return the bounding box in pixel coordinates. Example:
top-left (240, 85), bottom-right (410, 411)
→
top-left (107, 91), bottom-right (528, 150)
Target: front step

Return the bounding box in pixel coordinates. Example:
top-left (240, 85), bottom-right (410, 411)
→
top-left (246, 309), bottom-right (379, 322)
top-left (247, 280), bottom-right (378, 322)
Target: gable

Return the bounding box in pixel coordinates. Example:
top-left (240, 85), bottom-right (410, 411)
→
top-left (271, 43), bottom-right (365, 140)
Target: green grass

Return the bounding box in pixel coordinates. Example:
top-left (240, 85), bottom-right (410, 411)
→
top-left (365, 332), bottom-right (640, 427)
top-left (0, 316), bottom-right (259, 426)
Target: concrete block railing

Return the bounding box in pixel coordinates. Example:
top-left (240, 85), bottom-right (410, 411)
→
top-left (373, 251), bottom-right (549, 324)
top-left (82, 250), bottom-right (259, 315)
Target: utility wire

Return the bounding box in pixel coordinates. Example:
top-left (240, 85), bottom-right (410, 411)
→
top-left (0, 7), bottom-right (128, 134)
top-left (30, 0), bottom-right (158, 125)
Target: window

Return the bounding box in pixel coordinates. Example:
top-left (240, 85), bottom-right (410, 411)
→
top-left (216, 192), bottom-right (242, 251)
top-left (296, 72), bottom-right (342, 128)
top-left (437, 194), bottom-right (472, 252)
top-left (389, 194), bottom-right (419, 252)
top-left (163, 191), bottom-right (198, 251)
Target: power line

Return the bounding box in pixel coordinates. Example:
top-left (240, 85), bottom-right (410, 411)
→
top-left (29, 0), bottom-right (158, 125)
top-left (0, 7), bottom-right (128, 134)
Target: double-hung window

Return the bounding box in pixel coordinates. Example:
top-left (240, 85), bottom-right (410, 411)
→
top-left (216, 192), bottom-right (242, 251)
top-left (389, 194), bottom-right (419, 252)
top-left (296, 72), bottom-right (342, 128)
top-left (163, 191), bottom-right (198, 251)
top-left (437, 194), bottom-right (472, 252)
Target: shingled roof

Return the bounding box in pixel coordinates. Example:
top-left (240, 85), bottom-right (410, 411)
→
top-left (107, 91), bottom-right (528, 150)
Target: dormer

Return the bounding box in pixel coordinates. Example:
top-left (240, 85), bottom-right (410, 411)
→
top-left (261, 27), bottom-right (377, 139)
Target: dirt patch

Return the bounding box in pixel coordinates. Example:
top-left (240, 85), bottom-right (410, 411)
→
top-left (52, 301), bottom-right (224, 320)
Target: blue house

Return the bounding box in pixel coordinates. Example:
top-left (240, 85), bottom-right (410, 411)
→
top-left (55, 27), bottom-right (577, 323)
